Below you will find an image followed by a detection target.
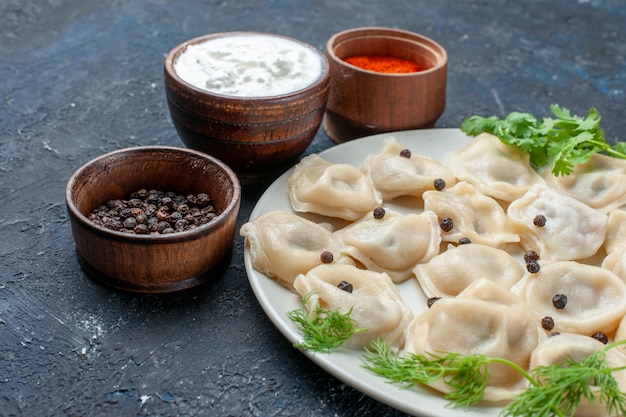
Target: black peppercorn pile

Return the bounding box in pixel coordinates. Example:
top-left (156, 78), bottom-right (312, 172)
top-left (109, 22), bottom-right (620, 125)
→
top-left (88, 189), bottom-right (218, 234)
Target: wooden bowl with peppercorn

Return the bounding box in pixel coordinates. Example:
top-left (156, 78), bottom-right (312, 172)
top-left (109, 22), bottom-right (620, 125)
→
top-left (324, 27), bottom-right (448, 143)
top-left (164, 31), bottom-right (331, 184)
top-left (65, 146), bottom-right (241, 293)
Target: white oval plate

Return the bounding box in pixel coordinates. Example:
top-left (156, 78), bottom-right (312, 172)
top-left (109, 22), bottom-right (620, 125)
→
top-left (244, 129), bottom-right (504, 417)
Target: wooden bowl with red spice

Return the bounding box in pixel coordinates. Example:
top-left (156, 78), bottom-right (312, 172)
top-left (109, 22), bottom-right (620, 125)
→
top-left (324, 27), bottom-right (448, 143)
top-left (65, 146), bottom-right (241, 293)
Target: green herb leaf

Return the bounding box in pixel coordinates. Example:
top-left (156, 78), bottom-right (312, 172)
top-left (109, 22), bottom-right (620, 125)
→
top-left (502, 340), bottom-right (626, 417)
top-left (362, 338), bottom-right (493, 408)
top-left (287, 292), bottom-right (366, 352)
top-left (362, 338), bottom-right (626, 417)
top-left (460, 105), bottom-right (626, 176)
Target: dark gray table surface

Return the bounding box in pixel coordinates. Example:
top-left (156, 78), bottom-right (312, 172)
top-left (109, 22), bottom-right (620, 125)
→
top-left (1, 1), bottom-right (625, 416)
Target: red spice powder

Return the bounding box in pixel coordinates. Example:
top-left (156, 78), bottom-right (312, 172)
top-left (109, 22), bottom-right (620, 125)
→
top-left (343, 54), bottom-right (422, 74)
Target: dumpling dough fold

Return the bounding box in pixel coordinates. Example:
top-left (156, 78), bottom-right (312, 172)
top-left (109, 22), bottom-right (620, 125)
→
top-left (335, 209), bottom-right (441, 283)
top-left (530, 333), bottom-right (626, 417)
top-left (293, 264), bottom-right (413, 350)
top-left (542, 153), bottom-right (626, 213)
top-left (514, 261), bottom-right (626, 336)
top-left (240, 210), bottom-right (347, 290)
top-left (604, 207), bottom-right (626, 254)
top-left (414, 243), bottom-right (525, 298)
top-left (288, 154), bottom-right (382, 221)
top-left (602, 244), bottom-right (626, 283)
top-left (405, 278), bottom-right (539, 403)
top-left (361, 136), bottom-right (456, 200)
top-left (507, 184), bottom-right (607, 261)
top-left (423, 181), bottom-right (519, 248)
top-left (447, 132), bottom-right (545, 202)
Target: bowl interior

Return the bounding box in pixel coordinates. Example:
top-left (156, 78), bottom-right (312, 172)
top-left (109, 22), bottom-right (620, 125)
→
top-left (68, 147), bottom-right (238, 229)
top-left (166, 31), bottom-right (329, 100)
top-left (329, 28), bottom-right (447, 74)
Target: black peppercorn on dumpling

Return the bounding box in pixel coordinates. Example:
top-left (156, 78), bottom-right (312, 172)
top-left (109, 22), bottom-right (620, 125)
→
top-left (507, 184), bottom-right (607, 261)
top-left (423, 181), bottom-right (519, 248)
top-left (360, 136), bottom-right (456, 201)
top-left (334, 209), bottom-right (441, 284)
top-left (405, 278), bottom-right (539, 403)
top-left (514, 261), bottom-right (626, 337)
top-left (240, 210), bottom-right (350, 291)
top-left (293, 264), bottom-right (413, 350)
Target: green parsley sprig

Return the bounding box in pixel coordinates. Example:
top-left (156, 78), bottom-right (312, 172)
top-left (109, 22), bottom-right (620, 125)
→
top-left (287, 292), bottom-right (367, 352)
top-left (362, 338), bottom-right (626, 417)
top-left (460, 104), bottom-right (626, 176)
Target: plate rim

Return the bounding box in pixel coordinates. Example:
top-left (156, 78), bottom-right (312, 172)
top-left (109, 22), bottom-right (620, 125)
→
top-left (244, 128), bottom-right (504, 417)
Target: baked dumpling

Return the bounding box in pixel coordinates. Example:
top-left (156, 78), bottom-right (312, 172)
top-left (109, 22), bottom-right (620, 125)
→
top-left (604, 207), bottom-right (626, 254)
top-left (287, 154), bottom-right (382, 221)
top-left (542, 153), bottom-right (626, 213)
top-left (335, 209), bottom-right (441, 283)
top-left (514, 261), bottom-right (626, 336)
top-left (414, 242), bottom-right (525, 298)
top-left (507, 184), bottom-right (607, 261)
top-left (405, 278), bottom-right (538, 402)
top-left (361, 136), bottom-right (456, 200)
top-left (446, 133), bottom-right (545, 202)
top-left (240, 210), bottom-right (347, 290)
top-left (293, 264), bottom-right (413, 350)
top-left (422, 181), bottom-right (519, 248)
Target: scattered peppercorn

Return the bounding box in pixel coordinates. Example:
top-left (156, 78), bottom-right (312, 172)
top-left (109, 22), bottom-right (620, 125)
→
top-left (320, 250), bottom-right (334, 264)
top-left (524, 250), bottom-right (539, 264)
top-left (399, 149), bottom-right (412, 158)
top-left (526, 260), bottom-right (541, 274)
top-left (550, 332), bottom-right (561, 337)
top-left (458, 237), bottom-right (471, 245)
top-left (541, 316), bottom-right (555, 331)
top-left (433, 178), bottom-right (446, 191)
top-left (591, 332), bottom-right (608, 344)
top-left (88, 189), bottom-right (218, 235)
top-left (439, 217), bottom-right (454, 232)
top-left (533, 214), bottom-right (547, 227)
top-left (373, 206), bottom-right (386, 219)
top-left (427, 297), bottom-right (441, 308)
top-left (337, 280), bottom-right (353, 293)
top-left (552, 293), bottom-right (568, 310)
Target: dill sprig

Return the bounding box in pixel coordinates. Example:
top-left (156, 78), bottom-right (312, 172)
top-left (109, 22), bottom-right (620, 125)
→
top-left (362, 338), bottom-right (626, 417)
top-left (502, 341), bottom-right (626, 417)
top-left (287, 292), bottom-right (367, 352)
top-left (363, 338), bottom-right (503, 408)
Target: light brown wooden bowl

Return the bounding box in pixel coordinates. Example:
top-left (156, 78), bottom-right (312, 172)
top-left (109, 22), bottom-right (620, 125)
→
top-left (164, 32), bottom-right (330, 184)
top-left (324, 27), bottom-right (448, 143)
top-left (65, 146), bottom-right (241, 293)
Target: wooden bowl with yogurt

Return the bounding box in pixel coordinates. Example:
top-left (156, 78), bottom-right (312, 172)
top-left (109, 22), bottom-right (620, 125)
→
top-left (164, 32), bottom-right (330, 184)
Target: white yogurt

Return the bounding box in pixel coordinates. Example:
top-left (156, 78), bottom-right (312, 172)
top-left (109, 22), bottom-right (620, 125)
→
top-left (174, 34), bottom-right (324, 97)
